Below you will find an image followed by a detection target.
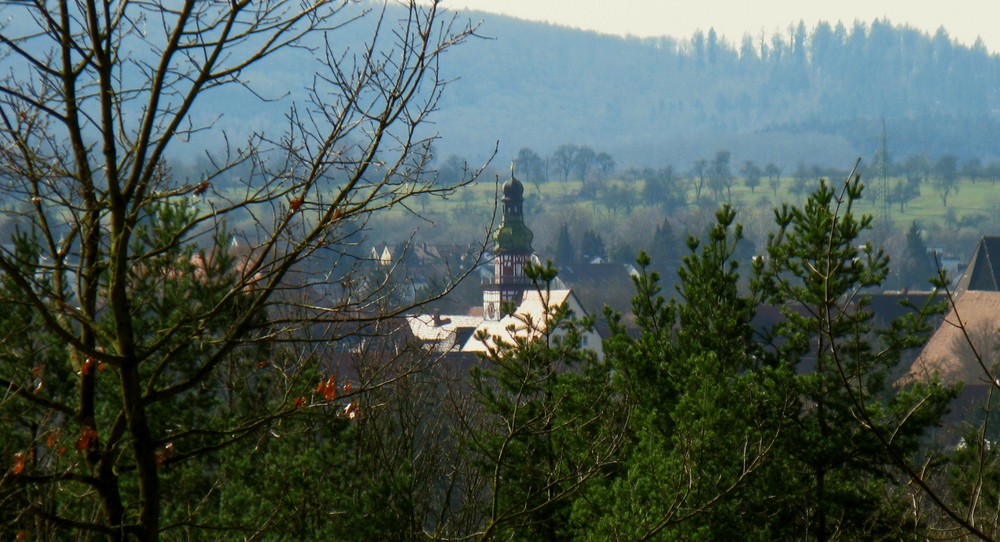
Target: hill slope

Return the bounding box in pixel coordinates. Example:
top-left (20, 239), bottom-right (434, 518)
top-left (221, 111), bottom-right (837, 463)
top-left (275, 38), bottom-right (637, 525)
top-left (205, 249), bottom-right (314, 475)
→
top-left (172, 4), bottom-right (1000, 171)
top-left (429, 11), bottom-right (1000, 168)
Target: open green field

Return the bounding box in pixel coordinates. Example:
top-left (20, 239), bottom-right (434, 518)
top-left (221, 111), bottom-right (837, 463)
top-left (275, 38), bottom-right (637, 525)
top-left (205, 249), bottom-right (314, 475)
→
top-left (395, 172), bottom-right (998, 229)
top-left (208, 171), bottom-right (998, 264)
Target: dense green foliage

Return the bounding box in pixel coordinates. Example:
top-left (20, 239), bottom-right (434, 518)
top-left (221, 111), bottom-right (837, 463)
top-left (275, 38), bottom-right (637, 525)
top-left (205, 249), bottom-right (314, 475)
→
top-left (464, 263), bottom-right (623, 540)
top-left (758, 177), bottom-right (957, 539)
top-left (5, 166), bottom-right (997, 541)
top-left (575, 207), bottom-right (792, 540)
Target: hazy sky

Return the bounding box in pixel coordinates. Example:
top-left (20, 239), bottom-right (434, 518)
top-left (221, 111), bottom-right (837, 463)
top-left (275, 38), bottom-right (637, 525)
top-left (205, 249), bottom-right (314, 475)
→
top-left (442, 0), bottom-right (1000, 52)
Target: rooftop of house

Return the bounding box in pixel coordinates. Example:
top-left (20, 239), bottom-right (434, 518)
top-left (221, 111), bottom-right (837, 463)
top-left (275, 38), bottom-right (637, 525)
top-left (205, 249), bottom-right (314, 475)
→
top-left (406, 288), bottom-right (603, 359)
top-left (909, 236), bottom-right (1000, 387)
top-left (955, 236), bottom-right (1000, 295)
top-left (908, 290), bottom-right (1000, 386)
top-left (462, 289), bottom-right (574, 354)
top-left (407, 312), bottom-right (483, 343)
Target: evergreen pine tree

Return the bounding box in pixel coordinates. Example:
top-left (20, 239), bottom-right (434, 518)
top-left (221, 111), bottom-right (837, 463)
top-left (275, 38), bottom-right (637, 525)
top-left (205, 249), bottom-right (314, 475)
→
top-left (761, 176), bottom-right (956, 540)
top-left (554, 223), bottom-right (575, 268)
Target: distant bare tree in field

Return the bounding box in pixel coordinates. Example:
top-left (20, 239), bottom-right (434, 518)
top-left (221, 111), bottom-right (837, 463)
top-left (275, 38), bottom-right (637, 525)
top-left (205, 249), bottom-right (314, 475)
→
top-left (935, 154), bottom-right (960, 206)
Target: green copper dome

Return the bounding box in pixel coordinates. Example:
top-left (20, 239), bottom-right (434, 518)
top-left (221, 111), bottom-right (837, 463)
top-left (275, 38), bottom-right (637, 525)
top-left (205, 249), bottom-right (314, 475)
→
top-left (494, 174), bottom-right (533, 253)
top-left (494, 220), bottom-right (534, 253)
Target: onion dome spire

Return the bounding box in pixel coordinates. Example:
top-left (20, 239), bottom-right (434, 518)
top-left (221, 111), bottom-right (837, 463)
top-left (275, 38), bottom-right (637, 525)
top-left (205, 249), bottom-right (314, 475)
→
top-left (494, 163), bottom-right (533, 253)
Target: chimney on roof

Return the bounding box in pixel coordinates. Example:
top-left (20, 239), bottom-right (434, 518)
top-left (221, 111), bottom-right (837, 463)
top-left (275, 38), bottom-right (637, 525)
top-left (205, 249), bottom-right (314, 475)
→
top-left (432, 309), bottom-right (442, 327)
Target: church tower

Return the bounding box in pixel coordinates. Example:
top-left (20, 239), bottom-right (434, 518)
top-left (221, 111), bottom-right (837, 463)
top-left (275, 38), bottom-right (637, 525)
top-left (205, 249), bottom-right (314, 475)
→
top-left (484, 170), bottom-right (534, 321)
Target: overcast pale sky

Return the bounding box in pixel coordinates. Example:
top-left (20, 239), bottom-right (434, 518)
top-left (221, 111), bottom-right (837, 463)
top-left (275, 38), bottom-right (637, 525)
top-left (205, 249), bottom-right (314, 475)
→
top-left (442, 1), bottom-right (1000, 52)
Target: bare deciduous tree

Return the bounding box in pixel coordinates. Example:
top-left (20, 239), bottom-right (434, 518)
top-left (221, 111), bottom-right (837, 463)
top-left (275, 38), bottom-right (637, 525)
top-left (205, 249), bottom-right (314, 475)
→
top-left (0, 1), bottom-right (483, 539)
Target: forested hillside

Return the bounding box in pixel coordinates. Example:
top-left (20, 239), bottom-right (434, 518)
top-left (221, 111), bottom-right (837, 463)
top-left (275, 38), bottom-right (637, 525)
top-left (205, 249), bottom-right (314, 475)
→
top-left (169, 4), bottom-right (1000, 170)
top-left (432, 11), bottom-right (1000, 167)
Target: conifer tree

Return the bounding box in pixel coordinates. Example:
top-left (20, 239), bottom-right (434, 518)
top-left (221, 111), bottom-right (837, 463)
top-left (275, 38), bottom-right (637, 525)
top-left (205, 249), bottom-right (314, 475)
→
top-left (761, 175), bottom-right (956, 540)
top-left (554, 224), bottom-right (575, 268)
top-left (464, 262), bottom-right (623, 541)
top-left (576, 207), bottom-right (791, 540)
